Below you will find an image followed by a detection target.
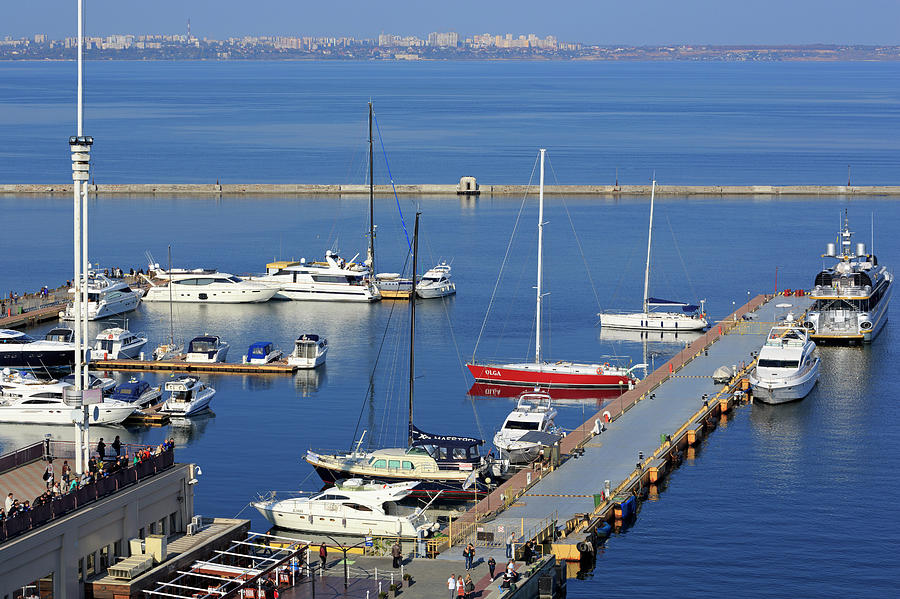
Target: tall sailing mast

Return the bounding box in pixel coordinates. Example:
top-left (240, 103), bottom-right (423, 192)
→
top-left (408, 212), bottom-right (420, 446)
top-left (642, 179), bottom-right (656, 314)
top-left (534, 149), bottom-right (546, 364)
top-left (366, 101), bottom-right (376, 274)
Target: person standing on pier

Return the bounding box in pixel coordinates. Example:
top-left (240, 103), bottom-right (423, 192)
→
top-left (488, 556), bottom-right (497, 580)
top-left (318, 543), bottom-right (327, 571)
top-left (97, 438), bottom-right (106, 461)
top-left (505, 532), bottom-right (515, 559)
top-left (447, 574), bottom-right (457, 599)
top-left (112, 435), bottom-right (122, 457)
top-left (391, 541), bottom-right (402, 568)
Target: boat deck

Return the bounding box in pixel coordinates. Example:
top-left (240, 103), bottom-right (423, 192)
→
top-left (440, 293), bottom-right (812, 562)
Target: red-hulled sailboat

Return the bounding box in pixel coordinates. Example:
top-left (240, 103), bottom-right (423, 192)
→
top-left (466, 149), bottom-right (643, 390)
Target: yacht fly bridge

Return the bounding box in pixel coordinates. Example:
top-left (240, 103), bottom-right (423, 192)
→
top-left (59, 269), bottom-right (143, 321)
top-left (250, 251), bottom-right (381, 302)
top-left (804, 213), bottom-right (893, 343)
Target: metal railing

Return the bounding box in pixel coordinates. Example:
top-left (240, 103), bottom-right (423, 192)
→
top-left (0, 446), bottom-right (175, 545)
top-left (0, 441), bottom-right (45, 476)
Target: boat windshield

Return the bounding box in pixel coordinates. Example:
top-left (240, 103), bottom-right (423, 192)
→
top-left (170, 390), bottom-right (193, 402)
top-left (190, 341), bottom-right (217, 353)
top-left (97, 339), bottom-right (116, 351)
top-left (0, 334), bottom-right (33, 344)
top-left (758, 358), bottom-right (800, 368)
top-left (504, 420), bottom-right (540, 431)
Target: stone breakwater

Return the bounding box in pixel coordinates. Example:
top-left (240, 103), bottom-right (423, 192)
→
top-left (2, 183), bottom-right (899, 196)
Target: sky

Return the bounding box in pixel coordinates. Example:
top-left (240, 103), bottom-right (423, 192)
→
top-left (5, 0), bottom-right (900, 45)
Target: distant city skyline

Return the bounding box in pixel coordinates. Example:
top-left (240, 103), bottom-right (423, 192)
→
top-left (5, 0), bottom-right (900, 45)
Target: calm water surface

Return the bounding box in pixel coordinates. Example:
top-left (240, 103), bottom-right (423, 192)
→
top-left (0, 192), bottom-right (897, 597)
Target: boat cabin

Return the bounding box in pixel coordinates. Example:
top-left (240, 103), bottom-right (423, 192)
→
top-left (111, 379), bottom-right (152, 402)
top-left (409, 426), bottom-right (484, 470)
top-left (164, 379), bottom-right (198, 403)
top-left (188, 336), bottom-right (223, 355)
top-left (45, 328), bottom-right (75, 343)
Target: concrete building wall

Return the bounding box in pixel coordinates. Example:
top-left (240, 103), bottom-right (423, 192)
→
top-left (0, 464), bottom-right (195, 599)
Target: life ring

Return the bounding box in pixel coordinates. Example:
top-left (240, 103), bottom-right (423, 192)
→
top-left (602, 410), bottom-right (612, 423)
top-left (604, 362), bottom-right (610, 368)
top-left (596, 367), bottom-right (604, 375)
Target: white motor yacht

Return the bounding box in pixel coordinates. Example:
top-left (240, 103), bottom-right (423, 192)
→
top-left (160, 377), bottom-right (215, 416)
top-left (286, 335), bottom-right (327, 369)
top-left (93, 327), bottom-right (148, 360)
top-left (0, 328), bottom-right (76, 371)
top-left (599, 180), bottom-right (708, 332)
top-left (185, 335), bottom-right (230, 363)
top-left (252, 479), bottom-right (435, 537)
top-left (143, 272), bottom-right (278, 304)
top-left (493, 391), bottom-right (560, 464)
top-left (243, 342), bottom-right (283, 365)
top-left (252, 252), bottom-right (381, 302)
top-left (0, 369), bottom-right (135, 424)
top-left (749, 325), bottom-right (820, 404)
top-left (416, 263), bottom-right (456, 299)
top-left (60, 271), bottom-right (143, 321)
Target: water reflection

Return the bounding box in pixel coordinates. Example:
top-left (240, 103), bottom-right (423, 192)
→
top-left (467, 382), bottom-right (620, 406)
top-left (293, 368), bottom-right (325, 397)
top-left (167, 412), bottom-right (215, 446)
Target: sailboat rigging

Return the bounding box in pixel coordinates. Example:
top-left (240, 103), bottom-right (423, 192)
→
top-left (467, 149), bottom-right (643, 389)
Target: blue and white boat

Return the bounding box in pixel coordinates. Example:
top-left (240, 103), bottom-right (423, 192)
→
top-left (110, 378), bottom-right (162, 408)
top-left (243, 342), bottom-right (283, 365)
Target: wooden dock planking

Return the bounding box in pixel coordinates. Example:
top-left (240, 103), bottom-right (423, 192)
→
top-left (92, 359), bottom-right (297, 375)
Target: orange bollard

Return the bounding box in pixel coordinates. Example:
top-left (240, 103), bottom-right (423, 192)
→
top-left (668, 363), bottom-right (673, 373)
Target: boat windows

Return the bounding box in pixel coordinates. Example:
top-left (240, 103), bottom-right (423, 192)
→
top-left (452, 448), bottom-right (469, 460)
top-left (758, 358), bottom-right (800, 368)
top-left (402, 460), bottom-right (414, 470)
top-left (0, 335), bottom-right (33, 344)
top-left (317, 494), bottom-right (350, 501)
top-left (371, 459), bottom-right (387, 468)
top-left (342, 503), bottom-right (374, 512)
top-left (87, 293), bottom-right (100, 302)
top-left (97, 340), bottom-right (115, 351)
top-left (22, 398), bottom-right (59, 404)
top-left (503, 420), bottom-right (540, 431)
top-left (388, 460), bottom-right (401, 469)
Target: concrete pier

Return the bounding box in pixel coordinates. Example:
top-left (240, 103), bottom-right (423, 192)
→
top-left (2, 183), bottom-right (899, 196)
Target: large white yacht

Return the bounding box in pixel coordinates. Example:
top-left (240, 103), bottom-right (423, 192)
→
top-left (160, 377), bottom-right (215, 416)
top-left (417, 263), bottom-right (456, 299)
top-left (493, 391), bottom-right (560, 464)
top-left (92, 327), bottom-right (148, 360)
top-left (60, 271), bottom-right (143, 321)
top-left (184, 335), bottom-right (230, 363)
top-left (0, 329), bottom-right (76, 371)
top-left (252, 479), bottom-right (435, 537)
top-left (143, 272), bottom-right (278, 304)
top-left (251, 252), bottom-right (381, 302)
top-left (0, 369), bottom-right (136, 424)
top-left (749, 325), bottom-right (820, 404)
top-left (804, 213), bottom-right (893, 344)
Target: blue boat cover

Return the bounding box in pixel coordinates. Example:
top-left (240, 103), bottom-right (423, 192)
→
top-left (247, 342), bottom-right (273, 357)
top-left (647, 297), bottom-right (699, 313)
top-left (410, 425), bottom-right (483, 449)
top-left (111, 380), bottom-right (149, 401)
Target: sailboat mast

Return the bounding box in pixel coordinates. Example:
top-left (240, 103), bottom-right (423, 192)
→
top-left (642, 179), bottom-right (656, 314)
top-left (367, 101), bottom-right (375, 274)
top-left (408, 212), bottom-right (420, 446)
top-left (167, 245), bottom-right (174, 345)
top-left (535, 149), bottom-right (546, 364)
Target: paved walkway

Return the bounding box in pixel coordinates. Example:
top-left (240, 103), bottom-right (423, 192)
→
top-left (0, 460), bottom-right (48, 506)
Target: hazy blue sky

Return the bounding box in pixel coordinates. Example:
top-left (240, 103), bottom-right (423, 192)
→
top-left (7, 0), bottom-right (900, 44)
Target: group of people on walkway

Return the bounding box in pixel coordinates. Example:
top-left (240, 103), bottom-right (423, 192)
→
top-left (447, 572), bottom-right (476, 599)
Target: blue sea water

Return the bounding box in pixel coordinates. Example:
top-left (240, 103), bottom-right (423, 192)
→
top-left (0, 61), bottom-right (898, 597)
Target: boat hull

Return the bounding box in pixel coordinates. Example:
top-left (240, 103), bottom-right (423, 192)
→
top-left (161, 390), bottom-right (214, 416)
top-left (0, 404), bottom-right (135, 425)
top-left (749, 359), bottom-right (819, 404)
top-left (599, 312), bottom-right (708, 331)
top-left (60, 291), bottom-right (142, 321)
top-left (144, 287), bottom-right (278, 304)
top-left (466, 364), bottom-right (632, 389)
top-left (253, 503), bottom-right (419, 537)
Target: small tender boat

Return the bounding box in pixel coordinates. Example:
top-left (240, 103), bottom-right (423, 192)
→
top-left (243, 342), bottom-right (283, 365)
top-left (749, 325), bottom-right (820, 404)
top-left (252, 479), bottom-right (436, 537)
top-left (185, 335), bottom-right (230, 363)
top-left (109, 378), bottom-right (162, 408)
top-left (286, 334), bottom-right (327, 369)
top-left (416, 263), bottom-right (456, 299)
top-left (93, 327), bottom-right (148, 360)
top-left (160, 377), bottom-right (215, 416)
top-left (493, 391), bottom-right (561, 464)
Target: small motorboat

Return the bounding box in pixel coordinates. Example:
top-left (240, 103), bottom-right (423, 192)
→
top-left (252, 479), bottom-right (436, 537)
top-left (185, 335), bottom-right (230, 363)
top-left (160, 377), bottom-right (215, 417)
top-left (493, 390), bottom-right (561, 464)
top-left (417, 263), bottom-right (456, 299)
top-left (93, 327), bottom-right (148, 360)
top-left (109, 378), bottom-right (162, 408)
top-left (243, 342), bottom-right (283, 365)
top-left (152, 342), bottom-right (184, 362)
top-left (749, 325), bottom-right (820, 404)
top-left (286, 334), bottom-right (327, 369)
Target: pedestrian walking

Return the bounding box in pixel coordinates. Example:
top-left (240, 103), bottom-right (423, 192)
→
top-left (43, 460), bottom-right (54, 490)
top-left (464, 574), bottom-right (474, 599)
top-left (456, 574), bottom-right (465, 598)
top-left (97, 438), bottom-right (106, 461)
top-left (488, 556), bottom-right (497, 580)
top-left (391, 541), bottom-right (402, 568)
top-left (318, 543), bottom-right (327, 571)
top-left (447, 574), bottom-right (457, 599)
